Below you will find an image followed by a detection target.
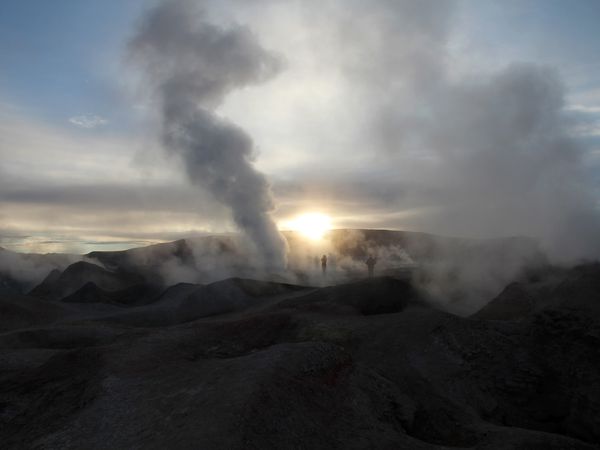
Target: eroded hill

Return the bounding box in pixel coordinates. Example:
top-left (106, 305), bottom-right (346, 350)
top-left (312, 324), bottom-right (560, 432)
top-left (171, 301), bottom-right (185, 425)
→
top-left (1, 268), bottom-right (599, 449)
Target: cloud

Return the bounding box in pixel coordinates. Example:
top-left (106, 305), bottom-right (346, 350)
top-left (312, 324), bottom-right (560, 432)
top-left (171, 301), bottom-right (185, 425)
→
top-left (0, 104), bottom-right (233, 252)
top-left (565, 105), bottom-right (600, 138)
top-left (68, 114), bottom-right (108, 129)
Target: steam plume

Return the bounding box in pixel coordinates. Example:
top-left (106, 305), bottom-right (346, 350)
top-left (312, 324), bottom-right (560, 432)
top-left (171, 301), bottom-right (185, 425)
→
top-left (129, 0), bottom-right (287, 269)
top-left (286, 0), bottom-right (600, 261)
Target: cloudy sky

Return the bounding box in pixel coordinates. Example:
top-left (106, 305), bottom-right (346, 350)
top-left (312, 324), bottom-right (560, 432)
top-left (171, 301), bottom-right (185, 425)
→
top-left (1, 0), bottom-right (600, 256)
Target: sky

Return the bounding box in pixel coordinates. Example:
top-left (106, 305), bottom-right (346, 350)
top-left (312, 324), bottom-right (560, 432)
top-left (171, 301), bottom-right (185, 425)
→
top-left (1, 0), bottom-right (600, 256)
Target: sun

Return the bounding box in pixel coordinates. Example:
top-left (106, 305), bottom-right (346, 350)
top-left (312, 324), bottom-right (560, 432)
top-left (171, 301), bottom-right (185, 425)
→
top-left (287, 213), bottom-right (332, 241)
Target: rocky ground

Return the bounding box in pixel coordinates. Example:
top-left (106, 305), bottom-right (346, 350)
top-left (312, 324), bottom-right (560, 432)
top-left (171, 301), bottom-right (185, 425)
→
top-left (0, 256), bottom-right (599, 449)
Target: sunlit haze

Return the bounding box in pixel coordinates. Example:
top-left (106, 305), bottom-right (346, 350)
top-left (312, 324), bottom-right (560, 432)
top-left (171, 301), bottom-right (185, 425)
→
top-left (282, 213), bottom-right (332, 241)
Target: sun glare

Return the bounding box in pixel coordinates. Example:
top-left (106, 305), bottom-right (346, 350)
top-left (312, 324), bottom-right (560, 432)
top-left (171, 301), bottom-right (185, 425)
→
top-left (288, 213), bottom-right (332, 240)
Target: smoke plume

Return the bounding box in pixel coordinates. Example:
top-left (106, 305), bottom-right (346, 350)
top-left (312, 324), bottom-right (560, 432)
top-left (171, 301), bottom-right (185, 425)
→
top-left (129, 0), bottom-right (287, 269)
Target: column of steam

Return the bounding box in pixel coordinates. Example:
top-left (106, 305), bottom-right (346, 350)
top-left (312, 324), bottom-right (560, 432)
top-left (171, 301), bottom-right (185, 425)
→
top-left (129, 0), bottom-right (288, 270)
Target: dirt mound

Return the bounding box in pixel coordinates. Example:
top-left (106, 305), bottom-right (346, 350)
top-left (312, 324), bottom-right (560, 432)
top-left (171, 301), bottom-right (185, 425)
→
top-left (0, 293), bottom-right (73, 332)
top-left (29, 261), bottom-right (145, 300)
top-left (97, 278), bottom-right (311, 327)
top-left (473, 263), bottom-right (600, 320)
top-left (278, 276), bottom-right (426, 315)
top-left (472, 282), bottom-right (537, 320)
top-left (61, 282), bottom-right (162, 307)
top-left (209, 277), bottom-right (307, 298)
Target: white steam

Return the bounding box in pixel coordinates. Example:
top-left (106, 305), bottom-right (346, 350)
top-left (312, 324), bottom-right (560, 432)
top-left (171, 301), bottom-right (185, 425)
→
top-left (129, 0), bottom-right (288, 270)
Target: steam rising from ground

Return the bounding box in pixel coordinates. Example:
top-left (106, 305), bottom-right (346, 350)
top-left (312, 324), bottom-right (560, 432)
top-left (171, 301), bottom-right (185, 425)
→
top-left (129, 0), bottom-right (287, 270)
top-left (0, 248), bottom-right (80, 291)
top-left (215, 0), bottom-right (600, 262)
top-left (114, 230), bottom-right (542, 314)
top-left (333, 0), bottom-right (600, 260)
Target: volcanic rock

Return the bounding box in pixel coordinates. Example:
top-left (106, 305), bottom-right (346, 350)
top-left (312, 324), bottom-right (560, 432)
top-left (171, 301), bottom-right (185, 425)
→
top-left (1, 274), bottom-right (599, 449)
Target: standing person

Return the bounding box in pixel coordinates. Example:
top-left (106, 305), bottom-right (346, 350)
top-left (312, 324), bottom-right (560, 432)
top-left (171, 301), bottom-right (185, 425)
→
top-left (366, 255), bottom-right (377, 278)
top-left (321, 254), bottom-right (328, 275)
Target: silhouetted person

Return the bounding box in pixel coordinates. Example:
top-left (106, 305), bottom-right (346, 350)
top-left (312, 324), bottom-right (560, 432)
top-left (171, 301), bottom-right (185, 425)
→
top-left (321, 254), bottom-right (328, 275)
top-left (366, 256), bottom-right (377, 277)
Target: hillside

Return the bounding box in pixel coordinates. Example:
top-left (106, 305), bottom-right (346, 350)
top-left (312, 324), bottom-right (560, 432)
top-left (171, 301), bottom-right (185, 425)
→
top-left (0, 270), bottom-right (599, 448)
top-left (473, 263), bottom-right (600, 321)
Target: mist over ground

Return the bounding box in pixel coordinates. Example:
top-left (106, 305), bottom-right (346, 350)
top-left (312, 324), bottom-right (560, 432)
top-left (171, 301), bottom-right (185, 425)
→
top-left (0, 229), bottom-right (546, 316)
